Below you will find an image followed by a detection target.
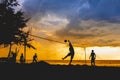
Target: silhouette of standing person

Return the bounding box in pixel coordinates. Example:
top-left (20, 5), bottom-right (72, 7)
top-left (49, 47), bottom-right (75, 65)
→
top-left (20, 53), bottom-right (25, 64)
top-left (89, 50), bottom-right (96, 66)
top-left (33, 53), bottom-right (38, 63)
top-left (11, 51), bottom-right (17, 63)
top-left (62, 40), bottom-right (75, 65)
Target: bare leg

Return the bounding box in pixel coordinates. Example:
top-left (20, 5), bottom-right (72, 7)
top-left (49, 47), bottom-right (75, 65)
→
top-left (33, 59), bottom-right (35, 63)
top-left (69, 55), bottom-right (73, 65)
top-left (69, 58), bottom-right (72, 65)
top-left (35, 59), bottom-right (37, 63)
top-left (94, 61), bottom-right (95, 66)
top-left (91, 60), bottom-right (92, 66)
top-left (62, 53), bottom-right (70, 60)
top-left (62, 55), bottom-right (68, 60)
top-left (91, 60), bottom-right (94, 66)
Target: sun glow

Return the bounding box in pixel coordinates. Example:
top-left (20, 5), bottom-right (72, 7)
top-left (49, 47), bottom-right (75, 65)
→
top-left (86, 47), bottom-right (120, 60)
top-left (0, 41), bottom-right (120, 61)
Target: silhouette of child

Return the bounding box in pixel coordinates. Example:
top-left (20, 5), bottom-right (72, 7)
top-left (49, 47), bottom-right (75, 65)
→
top-left (62, 40), bottom-right (75, 65)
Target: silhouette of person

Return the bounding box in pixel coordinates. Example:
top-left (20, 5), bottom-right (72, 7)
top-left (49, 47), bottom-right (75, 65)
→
top-left (33, 53), bottom-right (38, 63)
top-left (20, 53), bottom-right (25, 64)
top-left (62, 40), bottom-right (75, 65)
top-left (89, 50), bottom-right (96, 66)
top-left (9, 51), bottom-right (17, 63)
top-left (11, 51), bottom-right (17, 63)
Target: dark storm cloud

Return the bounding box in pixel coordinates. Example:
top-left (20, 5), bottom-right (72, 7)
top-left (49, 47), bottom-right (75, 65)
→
top-left (86, 0), bottom-right (120, 22)
top-left (23, 0), bottom-right (120, 23)
top-left (23, 0), bottom-right (120, 21)
top-left (23, 0), bottom-right (84, 20)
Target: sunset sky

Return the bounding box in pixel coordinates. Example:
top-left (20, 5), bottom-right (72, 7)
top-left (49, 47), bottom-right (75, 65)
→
top-left (1, 0), bottom-right (120, 60)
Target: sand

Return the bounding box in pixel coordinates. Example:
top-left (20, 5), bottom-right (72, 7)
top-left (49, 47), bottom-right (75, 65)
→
top-left (0, 61), bottom-right (120, 80)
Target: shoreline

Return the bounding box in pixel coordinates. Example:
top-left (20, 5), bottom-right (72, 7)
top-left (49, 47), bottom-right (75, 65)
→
top-left (15, 60), bottom-right (120, 67)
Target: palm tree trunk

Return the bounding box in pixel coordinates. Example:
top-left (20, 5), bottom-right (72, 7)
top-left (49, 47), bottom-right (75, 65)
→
top-left (24, 40), bottom-right (26, 63)
top-left (8, 43), bottom-right (12, 58)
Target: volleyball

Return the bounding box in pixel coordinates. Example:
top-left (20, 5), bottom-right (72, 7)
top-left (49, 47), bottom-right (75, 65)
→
top-left (64, 40), bottom-right (67, 42)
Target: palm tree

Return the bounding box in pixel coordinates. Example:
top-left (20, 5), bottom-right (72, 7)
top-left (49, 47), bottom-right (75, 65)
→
top-left (0, 0), bottom-right (29, 60)
top-left (20, 31), bottom-right (36, 63)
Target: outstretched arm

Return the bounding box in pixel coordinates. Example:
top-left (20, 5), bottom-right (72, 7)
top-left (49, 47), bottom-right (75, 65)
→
top-left (89, 54), bottom-right (91, 59)
top-left (68, 40), bottom-right (72, 46)
top-left (95, 53), bottom-right (96, 59)
top-left (68, 40), bottom-right (70, 43)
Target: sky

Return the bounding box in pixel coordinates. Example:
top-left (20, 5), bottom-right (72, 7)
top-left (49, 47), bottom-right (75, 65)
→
top-left (1, 0), bottom-right (120, 61)
top-left (22, 0), bottom-right (120, 47)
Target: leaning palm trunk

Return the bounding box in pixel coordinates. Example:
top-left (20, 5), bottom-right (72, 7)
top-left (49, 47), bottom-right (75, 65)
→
top-left (22, 32), bottom-right (36, 63)
top-left (8, 43), bottom-right (12, 58)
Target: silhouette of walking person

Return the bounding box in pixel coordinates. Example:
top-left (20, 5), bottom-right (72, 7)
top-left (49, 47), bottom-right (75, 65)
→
top-left (89, 50), bottom-right (96, 66)
top-left (62, 40), bottom-right (75, 65)
top-left (33, 53), bottom-right (38, 63)
top-left (20, 53), bottom-right (25, 64)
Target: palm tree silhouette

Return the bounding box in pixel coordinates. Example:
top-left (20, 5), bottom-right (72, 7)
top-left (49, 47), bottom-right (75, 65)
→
top-left (0, 0), bottom-right (30, 61)
top-left (19, 31), bottom-right (36, 62)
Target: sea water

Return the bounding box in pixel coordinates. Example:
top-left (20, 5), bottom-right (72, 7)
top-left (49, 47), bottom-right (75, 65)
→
top-left (18, 60), bottom-right (120, 67)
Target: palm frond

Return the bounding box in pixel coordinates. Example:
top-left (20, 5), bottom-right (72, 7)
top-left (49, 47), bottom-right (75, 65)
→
top-left (26, 43), bottom-right (36, 50)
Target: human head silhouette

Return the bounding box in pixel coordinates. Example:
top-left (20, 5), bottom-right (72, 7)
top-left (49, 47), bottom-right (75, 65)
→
top-left (21, 53), bottom-right (23, 56)
top-left (92, 50), bottom-right (94, 52)
top-left (64, 40), bottom-right (68, 42)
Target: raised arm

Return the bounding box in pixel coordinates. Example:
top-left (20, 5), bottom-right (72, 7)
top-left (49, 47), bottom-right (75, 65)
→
top-left (94, 53), bottom-right (96, 59)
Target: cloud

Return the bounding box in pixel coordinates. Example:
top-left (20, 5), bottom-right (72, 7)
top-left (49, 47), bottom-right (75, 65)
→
top-left (23, 0), bottom-right (120, 20)
top-left (22, 0), bottom-right (84, 21)
top-left (23, 0), bottom-right (120, 24)
top-left (85, 0), bottom-right (120, 22)
top-left (22, 0), bottom-right (120, 47)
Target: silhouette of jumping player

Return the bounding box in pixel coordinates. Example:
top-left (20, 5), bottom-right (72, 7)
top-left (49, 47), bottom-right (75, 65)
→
top-left (89, 50), bottom-right (96, 66)
top-left (33, 53), bottom-right (38, 63)
top-left (20, 53), bottom-right (25, 64)
top-left (62, 40), bottom-right (75, 65)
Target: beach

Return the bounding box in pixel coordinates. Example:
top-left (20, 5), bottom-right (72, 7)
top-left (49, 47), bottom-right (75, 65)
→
top-left (0, 61), bottom-right (120, 80)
